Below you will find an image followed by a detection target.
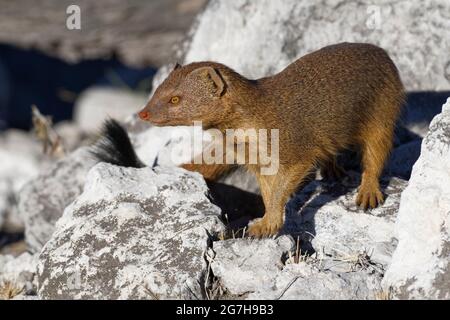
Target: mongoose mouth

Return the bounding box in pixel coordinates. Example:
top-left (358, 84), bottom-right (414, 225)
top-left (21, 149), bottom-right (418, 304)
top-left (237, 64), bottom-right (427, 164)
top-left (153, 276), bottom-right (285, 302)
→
top-left (138, 111), bottom-right (174, 126)
top-left (138, 110), bottom-right (172, 125)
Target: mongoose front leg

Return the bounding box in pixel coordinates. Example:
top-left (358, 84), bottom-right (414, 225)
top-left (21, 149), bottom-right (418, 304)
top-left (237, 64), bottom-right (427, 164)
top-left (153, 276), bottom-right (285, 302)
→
top-left (248, 162), bottom-right (313, 237)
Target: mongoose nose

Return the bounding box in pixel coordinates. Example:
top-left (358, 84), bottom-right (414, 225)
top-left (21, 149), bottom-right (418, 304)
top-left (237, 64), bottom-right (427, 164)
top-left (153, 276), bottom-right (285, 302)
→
top-left (138, 110), bottom-right (150, 120)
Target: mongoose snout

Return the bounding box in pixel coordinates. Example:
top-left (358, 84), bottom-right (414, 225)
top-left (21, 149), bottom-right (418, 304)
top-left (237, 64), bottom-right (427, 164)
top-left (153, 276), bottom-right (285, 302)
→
top-left (138, 110), bottom-right (151, 121)
top-left (137, 42), bottom-right (405, 237)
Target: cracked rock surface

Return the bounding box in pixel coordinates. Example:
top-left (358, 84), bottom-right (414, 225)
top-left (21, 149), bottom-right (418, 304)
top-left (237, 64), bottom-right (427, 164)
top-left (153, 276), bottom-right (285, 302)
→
top-left (37, 163), bottom-right (225, 299)
top-left (19, 147), bottom-right (97, 253)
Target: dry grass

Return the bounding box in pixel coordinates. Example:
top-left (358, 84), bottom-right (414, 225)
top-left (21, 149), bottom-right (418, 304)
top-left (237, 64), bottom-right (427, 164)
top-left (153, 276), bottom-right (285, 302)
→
top-left (31, 105), bottom-right (65, 158)
top-left (285, 236), bottom-right (311, 264)
top-left (203, 248), bottom-right (227, 300)
top-left (0, 281), bottom-right (23, 300)
top-left (374, 287), bottom-right (394, 300)
top-left (217, 213), bottom-right (248, 241)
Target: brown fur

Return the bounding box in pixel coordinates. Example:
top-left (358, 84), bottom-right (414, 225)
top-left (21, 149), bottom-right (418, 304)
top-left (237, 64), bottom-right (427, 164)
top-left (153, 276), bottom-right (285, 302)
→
top-left (139, 42), bottom-right (405, 237)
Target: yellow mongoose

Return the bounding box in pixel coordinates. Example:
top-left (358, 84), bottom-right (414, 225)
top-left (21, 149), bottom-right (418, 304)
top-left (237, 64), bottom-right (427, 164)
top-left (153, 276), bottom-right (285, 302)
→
top-left (96, 43), bottom-right (405, 237)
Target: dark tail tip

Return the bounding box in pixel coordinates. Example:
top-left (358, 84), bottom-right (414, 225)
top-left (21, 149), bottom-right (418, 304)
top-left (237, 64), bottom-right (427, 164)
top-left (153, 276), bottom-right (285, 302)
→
top-left (90, 119), bottom-right (145, 168)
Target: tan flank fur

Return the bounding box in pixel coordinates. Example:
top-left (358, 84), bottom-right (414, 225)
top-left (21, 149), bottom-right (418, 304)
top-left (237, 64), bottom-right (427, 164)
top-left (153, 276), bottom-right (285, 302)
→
top-left (138, 42), bottom-right (405, 237)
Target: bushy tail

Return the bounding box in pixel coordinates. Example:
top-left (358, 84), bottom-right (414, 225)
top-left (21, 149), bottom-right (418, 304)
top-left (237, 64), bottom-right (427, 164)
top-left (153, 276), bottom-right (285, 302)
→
top-left (90, 119), bottom-right (145, 168)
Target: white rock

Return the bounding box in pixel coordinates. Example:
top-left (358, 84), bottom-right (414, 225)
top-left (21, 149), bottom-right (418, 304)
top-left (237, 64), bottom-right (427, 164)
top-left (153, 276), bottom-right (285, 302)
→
top-left (207, 170), bottom-right (406, 300)
top-left (74, 87), bottom-right (148, 133)
top-left (211, 238), bottom-right (383, 300)
top-left (19, 147), bottom-right (97, 252)
top-left (210, 237), bottom-right (294, 296)
top-left (249, 263), bottom-right (382, 300)
top-left (285, 173), bottom-right (406, 268)
top-left (0, 130), bottom-right (43, 232)
top-left (53, 121), bottom-right (88, 152)
top-left (184, 0), bottom-right (450, 91)
top-left (0, 252), bottom-right (39, 298)
top-left (383, 97), bottom-right (450, 299)
top-left (37, 163), bottom-right (225, 299)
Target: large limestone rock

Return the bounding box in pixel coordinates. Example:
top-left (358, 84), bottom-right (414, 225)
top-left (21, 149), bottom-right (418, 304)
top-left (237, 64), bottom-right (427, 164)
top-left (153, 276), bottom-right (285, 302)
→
top-left (19, 147), bottom-right (97, 253)
top-left (383, 97), bottom-right (450, 299)
top-left (183, 0), bottom-right (450, 91)
top-left (37, 163), bottom-right (225, 299)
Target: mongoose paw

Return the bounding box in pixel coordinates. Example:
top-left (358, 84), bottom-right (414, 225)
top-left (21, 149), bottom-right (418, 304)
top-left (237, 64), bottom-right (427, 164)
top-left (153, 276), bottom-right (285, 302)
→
top-left (356, 187), bottom-right (384, 210)
top-left (247, 217), bottom-right (282, 238)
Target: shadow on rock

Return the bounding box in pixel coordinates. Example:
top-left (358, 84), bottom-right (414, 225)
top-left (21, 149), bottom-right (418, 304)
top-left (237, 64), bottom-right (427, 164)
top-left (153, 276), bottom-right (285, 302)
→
top-left (206, 181), bottom-right (264, 231)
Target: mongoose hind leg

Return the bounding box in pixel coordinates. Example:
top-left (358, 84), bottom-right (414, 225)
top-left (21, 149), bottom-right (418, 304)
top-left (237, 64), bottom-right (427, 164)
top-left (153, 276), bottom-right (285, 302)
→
top-left (248, 162), bottom-right (314, 237)
top-left (356, 124), bottom-right (394, 210)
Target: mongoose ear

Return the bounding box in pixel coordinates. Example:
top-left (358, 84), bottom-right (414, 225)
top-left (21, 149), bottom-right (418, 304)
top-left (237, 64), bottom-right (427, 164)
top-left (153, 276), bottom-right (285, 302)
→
top-left (190, 67), bottom-right (225, 97)
top-left (173, 62), bottom-right (182, 71)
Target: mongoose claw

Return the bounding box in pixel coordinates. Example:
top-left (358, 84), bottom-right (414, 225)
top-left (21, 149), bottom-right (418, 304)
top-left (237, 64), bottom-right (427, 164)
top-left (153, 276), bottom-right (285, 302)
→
top-left (355, 187), bottom-right (384, 210)
top-left (247, 217), bottom-right (282, 238)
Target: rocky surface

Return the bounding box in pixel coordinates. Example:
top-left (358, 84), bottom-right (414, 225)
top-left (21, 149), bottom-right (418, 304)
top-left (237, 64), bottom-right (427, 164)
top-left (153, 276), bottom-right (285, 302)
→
top-left (0, 0), bottom-right (207, 67)
top-left (38, 163), bottom-right (224, 299)
top-left (0, 253), bottom-right (38, 299)
top-left (210, 237), bottom-right (383, 300)
top-left (0, 130), bottom-right (44, 233)
top-left (207, 172), bottom-right (406, 300)
top-left (285, 173), bottom-right (406, 268)
top-left (19, 147), bottom-right (97, 253)
top-left (210, 237), bottom-right (294, 297)
top-left (383, 98), bottom-right (450, 299)
top-left (183, 0), bottom-right (450, 91)
top-left (53, 121), bottom-right (90, 152)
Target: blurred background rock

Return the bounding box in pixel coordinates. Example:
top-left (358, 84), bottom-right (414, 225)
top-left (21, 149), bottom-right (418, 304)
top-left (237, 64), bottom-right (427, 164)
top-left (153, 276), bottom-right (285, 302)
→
top-left (0, 0), bottom-right (207, 131)
top-left (0, 0), bottom-right (207, 255)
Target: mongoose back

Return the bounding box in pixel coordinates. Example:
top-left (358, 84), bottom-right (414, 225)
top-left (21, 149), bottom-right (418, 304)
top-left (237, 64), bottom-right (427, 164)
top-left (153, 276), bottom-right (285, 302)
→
top-left (136, 42), bottom-right (405, 237)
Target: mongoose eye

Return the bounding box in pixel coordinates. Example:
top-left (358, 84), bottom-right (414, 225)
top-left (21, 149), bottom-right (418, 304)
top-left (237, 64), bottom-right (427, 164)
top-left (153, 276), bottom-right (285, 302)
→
top-left (170, 96), bottom-right (180, 104)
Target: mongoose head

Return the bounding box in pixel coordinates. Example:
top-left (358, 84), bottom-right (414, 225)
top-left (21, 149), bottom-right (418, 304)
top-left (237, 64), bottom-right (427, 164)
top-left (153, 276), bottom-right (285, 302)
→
top-left (138, 62), bottom-right (235, 128)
